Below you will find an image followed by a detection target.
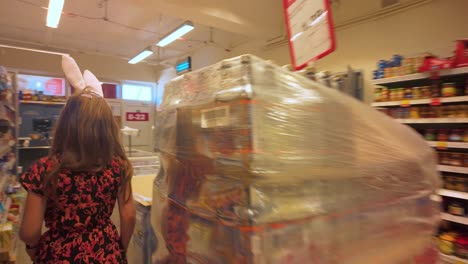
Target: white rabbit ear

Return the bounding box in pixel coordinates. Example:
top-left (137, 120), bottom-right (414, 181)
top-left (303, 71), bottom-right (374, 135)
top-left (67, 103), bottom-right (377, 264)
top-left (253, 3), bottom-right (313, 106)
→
top-left (62, 55), bottom-right (86, 91)
top-left (83, 70), bottom-right (103, 97)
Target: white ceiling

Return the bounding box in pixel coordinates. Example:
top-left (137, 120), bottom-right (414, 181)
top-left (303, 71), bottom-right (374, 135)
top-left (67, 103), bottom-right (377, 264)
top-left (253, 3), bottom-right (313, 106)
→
top-left (1, 0), bottom-right (412, 64)
top-left (0, 0), bottom-right (268, 63)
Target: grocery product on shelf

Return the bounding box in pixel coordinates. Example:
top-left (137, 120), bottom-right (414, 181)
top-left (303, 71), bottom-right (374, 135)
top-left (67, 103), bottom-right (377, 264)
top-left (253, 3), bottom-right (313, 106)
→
top-left (442, 83), bottom-right (457, 97)
top-left (439, 232), bottom-right (457, 255)
top-left (447, 199), bottom-right (465, 216)
top-left (373, 54), bottom-right (423, 79)
top-left (436, 150), bottom-right (468, 167)
top-left (152, 55), bottom-right (439, 263)
top-left (374, 84), bottom-right (467, 102)
top-left (381, 105), bottom-right (468, 119)
top-left (420, 128), bottom-right (468, 143)
top-left (456, 236), bottom-right (468, 259)
top-left (0, 67), bottom-right (22, 262)
top-left (443, 175), bottom-right (468, 192)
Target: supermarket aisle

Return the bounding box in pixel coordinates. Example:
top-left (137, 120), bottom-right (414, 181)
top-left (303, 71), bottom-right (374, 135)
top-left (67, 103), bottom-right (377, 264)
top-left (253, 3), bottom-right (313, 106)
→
top-left (16, 241), bottom-right (31, 264)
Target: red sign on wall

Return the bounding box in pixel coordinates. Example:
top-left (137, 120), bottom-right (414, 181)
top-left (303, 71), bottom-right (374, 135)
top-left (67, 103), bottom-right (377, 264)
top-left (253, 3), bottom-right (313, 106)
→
top-left (45, 78), bottom-right (64, 96)
top-left (126, 112), bottom-right (149, 121)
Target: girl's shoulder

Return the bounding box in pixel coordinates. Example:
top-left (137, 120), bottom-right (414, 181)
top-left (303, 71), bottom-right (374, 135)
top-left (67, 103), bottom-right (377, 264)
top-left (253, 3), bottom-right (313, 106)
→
top-left (28, 156), bottom-right (56, 174)
top-left (108, 157), bottom-right (127, 173)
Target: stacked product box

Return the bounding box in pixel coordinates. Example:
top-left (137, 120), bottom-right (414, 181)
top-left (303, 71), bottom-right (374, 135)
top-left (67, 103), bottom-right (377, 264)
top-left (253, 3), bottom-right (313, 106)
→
top-left (152, 55), bottom-right (440, 264)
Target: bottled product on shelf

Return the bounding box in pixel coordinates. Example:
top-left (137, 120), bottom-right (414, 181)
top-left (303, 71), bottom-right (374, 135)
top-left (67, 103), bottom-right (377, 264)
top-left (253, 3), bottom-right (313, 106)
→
top-left (421, 128), bottom-right (468, 143)
top-left (374, 83), bottom-right (468, 103)
top-left (378, 104), bottom-right (468, 119)
top-left (437, 151), bottom-right (468, 167)
top-left (373, 54), bottom-right (423, 80)
top-left (152, 55), bottom-right (439, 263)
top-left (0, 66), bottom-right (22, 262)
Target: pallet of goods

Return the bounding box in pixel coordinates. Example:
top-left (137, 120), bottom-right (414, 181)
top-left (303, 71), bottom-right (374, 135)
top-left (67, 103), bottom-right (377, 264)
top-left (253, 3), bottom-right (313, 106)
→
top-left (152, 55), bottom-right (439, 263)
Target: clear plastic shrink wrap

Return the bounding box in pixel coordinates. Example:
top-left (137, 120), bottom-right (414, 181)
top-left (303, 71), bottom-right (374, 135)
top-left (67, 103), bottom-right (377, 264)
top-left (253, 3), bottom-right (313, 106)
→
top-left (151, 55), bottom-right (440, 264)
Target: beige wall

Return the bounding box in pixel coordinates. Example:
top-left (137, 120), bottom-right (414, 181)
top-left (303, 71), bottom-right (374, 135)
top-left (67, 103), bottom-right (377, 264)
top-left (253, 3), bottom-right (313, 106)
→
top-left (230, 0), bottom-right (468, 103)
top-left (0, 47), bottom-right (158, 83)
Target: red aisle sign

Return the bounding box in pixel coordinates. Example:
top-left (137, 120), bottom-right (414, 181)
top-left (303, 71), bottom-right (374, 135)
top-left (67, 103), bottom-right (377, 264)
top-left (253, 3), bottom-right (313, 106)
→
top-left (126, 112), bottom-right (149, 121)
top-left (283, 0), bottom-right (336, 70)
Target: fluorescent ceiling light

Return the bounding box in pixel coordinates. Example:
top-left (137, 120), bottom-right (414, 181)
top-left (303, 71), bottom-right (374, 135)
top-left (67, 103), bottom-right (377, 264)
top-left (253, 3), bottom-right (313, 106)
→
top-left (156, 21), bottom-right (194, 47)
top-left (128, 48), bottom-right (154, 64)
top-left (46, 0), bottom-right (65, 28)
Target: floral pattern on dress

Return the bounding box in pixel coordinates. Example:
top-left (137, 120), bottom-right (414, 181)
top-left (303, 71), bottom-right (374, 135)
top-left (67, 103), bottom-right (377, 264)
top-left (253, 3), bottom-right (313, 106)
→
top-left (20, 157), bottom-right (128, 264)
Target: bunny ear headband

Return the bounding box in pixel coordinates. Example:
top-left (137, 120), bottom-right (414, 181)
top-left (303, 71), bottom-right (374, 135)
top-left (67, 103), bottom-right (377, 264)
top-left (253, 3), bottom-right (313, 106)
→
top-left (61, 55), bottom-right (103, 97)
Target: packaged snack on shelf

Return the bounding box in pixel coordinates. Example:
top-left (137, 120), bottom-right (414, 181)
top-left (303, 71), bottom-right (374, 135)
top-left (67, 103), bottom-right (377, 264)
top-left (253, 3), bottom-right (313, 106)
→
top-left (449, 129), bottom-right (463, 142)
top-left (439, 232), bottom-right (457, 255)
top-left (455, 236), bottom-right (468, 259)
top-left (421, 86), bottom-right (432, 98)
top-left (152, 55), bottom-right (440, 264)
top-left (442, 83), bottom-right (457, 97)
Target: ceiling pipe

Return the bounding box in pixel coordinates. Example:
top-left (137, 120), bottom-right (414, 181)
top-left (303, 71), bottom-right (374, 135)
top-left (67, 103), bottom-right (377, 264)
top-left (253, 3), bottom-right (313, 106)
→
top-left (0, 38), bottom-right (160, 66)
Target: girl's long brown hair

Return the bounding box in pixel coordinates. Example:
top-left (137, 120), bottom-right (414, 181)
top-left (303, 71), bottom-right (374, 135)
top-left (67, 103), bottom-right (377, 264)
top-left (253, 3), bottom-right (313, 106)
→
top-left (43, 88), bottom-right (133, 201)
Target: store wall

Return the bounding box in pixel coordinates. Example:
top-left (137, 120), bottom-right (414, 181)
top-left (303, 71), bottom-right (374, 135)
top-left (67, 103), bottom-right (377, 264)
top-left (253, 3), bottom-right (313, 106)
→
top-left (1, 47), bottom-right (159, 151)
top-left (156, 44), bottom-right (228, 107)
top-left (156, 67), bottom-right (176, 107)
top-left (231, 0), bottom-right (468, 103)
top-left (191, 45), bottom-right (229, 71)
top-left (0, 47), bottom-right (158, 83)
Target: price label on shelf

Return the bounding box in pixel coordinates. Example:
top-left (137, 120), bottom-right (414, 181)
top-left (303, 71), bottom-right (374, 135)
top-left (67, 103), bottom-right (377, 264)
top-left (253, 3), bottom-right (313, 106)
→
top-left (126, 112), bottom-right (149, 122)
top-left (436, 141), bottom-right (448, 149)
top-left (430, 98), bottom-right (441, 106)
top-left (400, 100), bottom-right (410, 107)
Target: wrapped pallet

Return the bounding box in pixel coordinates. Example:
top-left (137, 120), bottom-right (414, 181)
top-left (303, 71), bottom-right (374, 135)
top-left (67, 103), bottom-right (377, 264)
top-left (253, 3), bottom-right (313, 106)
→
top-left (152, 55), bottom-right (440, 264)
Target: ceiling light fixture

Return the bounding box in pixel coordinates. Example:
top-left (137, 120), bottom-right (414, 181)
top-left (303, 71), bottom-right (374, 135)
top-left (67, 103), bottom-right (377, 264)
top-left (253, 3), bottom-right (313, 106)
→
top-left (46, 0), bottom-right (65, 28)
top-left (128, 47), bottom-right (154, 64)
top-left (156, 21), bottom-right (194, 47)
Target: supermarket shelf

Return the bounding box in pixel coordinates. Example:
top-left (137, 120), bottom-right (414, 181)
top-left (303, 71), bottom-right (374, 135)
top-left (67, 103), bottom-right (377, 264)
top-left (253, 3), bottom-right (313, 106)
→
top-left (371, 67), bottom-right (468, 85)
top-left (396, 118), bottom-right (468, 124)
top-left (18, 146), bottom-right (51, 150)
top-left (438, 165), bottom-right (468, 174)
top-left (371, 96), bottom-right (468, 107)
top-left (372, 73), bottom-right (430, 85)
top-left (20, 100), bottom-right (66, 105)
top-left (428, 141), bottom-right (468, 149)
top-left (440, 253), bottom-right (468, 264)
top-left (438, 189), bottom-right (468, 200)
top-left (441, 213), bottom-right (468, 225)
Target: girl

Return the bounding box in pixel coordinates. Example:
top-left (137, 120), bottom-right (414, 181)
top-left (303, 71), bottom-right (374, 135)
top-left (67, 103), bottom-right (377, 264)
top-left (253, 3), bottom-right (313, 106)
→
top-left (19, 55), bottom-right (136, 263)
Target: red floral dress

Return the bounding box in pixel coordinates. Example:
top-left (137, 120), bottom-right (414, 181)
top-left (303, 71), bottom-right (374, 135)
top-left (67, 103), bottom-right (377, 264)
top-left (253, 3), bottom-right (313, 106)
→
top-left (20, 157), bottom-right (128, 264)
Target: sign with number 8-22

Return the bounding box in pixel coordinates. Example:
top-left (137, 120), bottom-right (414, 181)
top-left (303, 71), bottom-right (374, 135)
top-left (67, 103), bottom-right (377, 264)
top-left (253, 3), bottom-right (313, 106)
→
top-left (126, 112), bottom-right (149, 121)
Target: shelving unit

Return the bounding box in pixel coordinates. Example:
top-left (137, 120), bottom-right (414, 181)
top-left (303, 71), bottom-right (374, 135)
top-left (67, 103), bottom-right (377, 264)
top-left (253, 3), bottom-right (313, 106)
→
top-left (372, 96), bottom-right (468, 107)
top-left (438, 189), bottom-right (468, 200)
top-left (437, 165), bottom-right (468, 174)
top-left (371, 67), bottom-right (468, 85)
top-left (372, 67), bottom-right (468, 262)
top-left (396, 118), bottom-right (468, 124)
top-left (427, 141), bottom-right (468, 149)
top-left (441, 213), bottom-right (468, 225)
top-left (440, 253), bottom-right (468, 264)
top-left (19, 100), bottom-right (66, 105)
top-left (17, 146), bottom-right (51, 150)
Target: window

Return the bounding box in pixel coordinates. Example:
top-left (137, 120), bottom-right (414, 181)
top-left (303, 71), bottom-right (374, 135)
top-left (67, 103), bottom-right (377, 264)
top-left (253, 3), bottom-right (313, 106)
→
top-left (122, 82), bottom-right (153, 101)
top-left (17, 74), bottom-right (66, 96)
